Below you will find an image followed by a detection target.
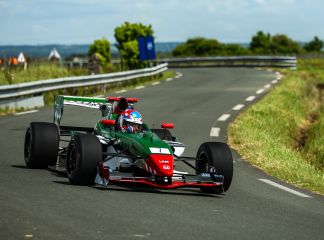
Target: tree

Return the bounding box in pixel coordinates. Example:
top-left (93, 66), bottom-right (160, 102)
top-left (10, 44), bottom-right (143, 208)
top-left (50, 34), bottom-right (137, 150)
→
top-left (88, 38), bottom-right (111, 69)
top-left (250, 31), bottom-right (301, 54)
top-left (304, 36), bottom-right (323, 52)
top-left (114, 22), bottom-right (154, 69)
top-left (270, 34), bottom-right (301, 54)
top-left (249, 31), bottom-right (272, 54)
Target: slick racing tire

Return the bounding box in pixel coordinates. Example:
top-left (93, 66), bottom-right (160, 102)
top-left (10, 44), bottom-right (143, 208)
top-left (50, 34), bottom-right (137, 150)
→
top-left (67, 133), bottom-right (102, 186)
top-left (24, 122), bottom-right (59, 168)
top-left (151, 129), bottom-right (173, 141)
top-left (196, 142), bottom-right (233, 193)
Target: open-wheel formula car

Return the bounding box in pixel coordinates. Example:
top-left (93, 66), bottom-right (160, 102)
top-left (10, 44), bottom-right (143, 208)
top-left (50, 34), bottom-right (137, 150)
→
top-left (24, 95), bottom-right (233, 194)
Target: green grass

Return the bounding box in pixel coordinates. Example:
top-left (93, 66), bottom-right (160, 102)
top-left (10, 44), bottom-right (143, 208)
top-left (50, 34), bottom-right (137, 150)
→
top-left (228, 58), bottom-right (324, 195)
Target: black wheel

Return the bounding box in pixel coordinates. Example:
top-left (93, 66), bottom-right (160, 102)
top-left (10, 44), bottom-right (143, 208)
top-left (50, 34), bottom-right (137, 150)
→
top-left (24, 122), bottom-right (59, 168)
top-left (151, 129), bottom-right (173, 141)
top-left (196, 142), bottom-right (233, 193)
top-left (66, 134), bottom-right (102, 186)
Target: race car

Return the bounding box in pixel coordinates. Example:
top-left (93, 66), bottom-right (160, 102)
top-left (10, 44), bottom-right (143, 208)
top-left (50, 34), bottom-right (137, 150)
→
top-left (24, 95), bottom-right (233, 193)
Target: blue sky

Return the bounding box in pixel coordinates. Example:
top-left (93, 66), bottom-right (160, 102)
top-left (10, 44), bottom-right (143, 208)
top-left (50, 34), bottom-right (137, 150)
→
top-left (0, 0), bottom-right (322, 45)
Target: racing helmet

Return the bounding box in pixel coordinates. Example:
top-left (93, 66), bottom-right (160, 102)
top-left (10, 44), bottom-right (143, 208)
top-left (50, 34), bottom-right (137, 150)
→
top-left (119, 109), bottom-right (143, 133)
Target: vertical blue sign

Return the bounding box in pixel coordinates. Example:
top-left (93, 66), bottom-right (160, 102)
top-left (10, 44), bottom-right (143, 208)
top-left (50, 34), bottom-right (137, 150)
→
top-left (138, 36), bottom-right (156, 61)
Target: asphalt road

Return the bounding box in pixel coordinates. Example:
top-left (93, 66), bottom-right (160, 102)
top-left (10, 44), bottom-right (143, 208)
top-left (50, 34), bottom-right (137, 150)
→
top-left (0, 68), bottom-right (323, 240)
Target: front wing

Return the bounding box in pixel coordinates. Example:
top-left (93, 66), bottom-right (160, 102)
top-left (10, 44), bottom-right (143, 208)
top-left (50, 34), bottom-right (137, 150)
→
top-left (95, 163), bottom-right (224, 190)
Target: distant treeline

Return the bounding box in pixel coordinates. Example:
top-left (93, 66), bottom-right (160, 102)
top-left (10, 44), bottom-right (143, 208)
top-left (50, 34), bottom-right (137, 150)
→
top-left (172, 31), bottom-right (323, 57)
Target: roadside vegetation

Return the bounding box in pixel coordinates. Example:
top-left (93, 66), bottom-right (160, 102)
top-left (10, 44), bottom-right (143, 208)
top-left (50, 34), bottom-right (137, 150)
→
top-left (228, 59), bottom-right (324, 194)
top-left (172, 32), bottom-right (323, 57)
top-left (0, 62), bottom-right (88, 85)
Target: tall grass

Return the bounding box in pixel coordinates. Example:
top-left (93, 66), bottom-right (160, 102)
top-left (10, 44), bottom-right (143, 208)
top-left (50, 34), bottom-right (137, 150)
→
top-left (0, 61), bottom-right (88, 85)
top-left (228, 59), bottom-right (324, 194)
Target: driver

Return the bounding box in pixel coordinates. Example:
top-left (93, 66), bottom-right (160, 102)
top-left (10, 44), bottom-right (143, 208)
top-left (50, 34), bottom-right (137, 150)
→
top-left (119, 109), bottom-right (143, 133)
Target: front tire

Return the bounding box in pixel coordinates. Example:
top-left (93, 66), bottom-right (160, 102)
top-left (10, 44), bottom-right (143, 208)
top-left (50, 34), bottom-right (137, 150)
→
top-left (196, 142), bottom-right (233, 193)
top-left (24, 122), bottom-right (59, 168)
top-left (66, 134), bottom-right (102, 186)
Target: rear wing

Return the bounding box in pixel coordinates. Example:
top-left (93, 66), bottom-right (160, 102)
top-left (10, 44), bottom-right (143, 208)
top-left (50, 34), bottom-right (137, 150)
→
top-left (54, 95), bottom-right (139, 125)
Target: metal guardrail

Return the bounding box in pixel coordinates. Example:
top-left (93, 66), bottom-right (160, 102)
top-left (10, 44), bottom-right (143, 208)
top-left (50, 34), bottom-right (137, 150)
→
top-left (0, 63), bottom-right (168, 101)
top-left (158, 56), bottom-right (297, 69)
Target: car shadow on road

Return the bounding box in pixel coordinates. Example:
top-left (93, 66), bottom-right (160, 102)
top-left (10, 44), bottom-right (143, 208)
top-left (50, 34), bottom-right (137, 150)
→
top-left (91, 184), bottom-right (222, 198)
top-left (11, 164), bottom-right (28, 169)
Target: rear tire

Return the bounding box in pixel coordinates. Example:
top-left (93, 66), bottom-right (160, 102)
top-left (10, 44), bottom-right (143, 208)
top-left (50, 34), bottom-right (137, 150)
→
top-left (196, 142), bottom-right (233, 193)
top-left (66, 134), bottom-right (102, 185)
top-left (151, 129), bottom-right (173, 141)
top-left (24, 122), bottom-right (59, 168)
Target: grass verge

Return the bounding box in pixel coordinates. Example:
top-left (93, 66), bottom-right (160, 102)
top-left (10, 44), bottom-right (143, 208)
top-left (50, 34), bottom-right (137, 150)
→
top-left (228, 58), bottom-right (324, 195)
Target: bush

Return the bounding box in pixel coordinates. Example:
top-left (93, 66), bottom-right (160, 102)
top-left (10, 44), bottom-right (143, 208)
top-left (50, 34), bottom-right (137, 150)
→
top-left (304, 36), bottom-right (323, 52)
top-left (172, 37), bottom-right (249, 57)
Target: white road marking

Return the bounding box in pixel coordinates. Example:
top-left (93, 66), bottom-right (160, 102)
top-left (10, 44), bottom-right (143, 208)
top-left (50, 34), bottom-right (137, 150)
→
top-left (115, 89), bottom-right (127, 94)
top-left (14, 110), bottom-right (39, 115)
top-left (256, 89), bottom-right (264, 94)
top-left (272, 80), bottom-right (278, 84)
top-left (151, 82), bottom-right (160, 86)
top-left (175, 75), bottom-right (181, 79)
top-left (218, 114), bottom-right (231, 122)
top-left (233, 104), bottom-right (245, 111)
top-left (264, 84), bottom-right (271, 89)
top-left (259, 179), bottom-right (312, 198)
top-left (166, 78), bottom-right (173, 82)
top-left (210, 127), bottom-right (220, 137)
top-left (135, 86), bottom-right (145, 90)
top-left (246, 96), bottom-right (256, 101)
top-left (276, 76), bottom-right (282, 80)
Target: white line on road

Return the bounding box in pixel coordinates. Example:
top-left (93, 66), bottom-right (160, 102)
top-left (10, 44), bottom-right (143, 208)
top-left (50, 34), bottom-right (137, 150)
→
top-left (210, 127), bottom-right (220, 137)
top-left (232, 104), bottom-right (245, 111)
top-left (246, 96), bottom-right (256, 101)
top-left (175, 76), bottom-right (181, 79)
top-left (218, 114), bottom-right (231, 122)
top-left (259, 179), bottom-right (312, 198)
top-left (135, 86), bottom-right (145, 90)
top-left (272, 80), bottom-right (278, 84)
top-left (151, 82), bottom-right (160, 86)
top-left (166, 78), bottom-right (173, 82)
top-left (256, 89), bottom-right (264, 94)
top-left (264, 84), bottom-right (271, 89)
top-left (14, 110), bottom-right (39, 115)
top-left (115, 89), bottom-right (127, 94)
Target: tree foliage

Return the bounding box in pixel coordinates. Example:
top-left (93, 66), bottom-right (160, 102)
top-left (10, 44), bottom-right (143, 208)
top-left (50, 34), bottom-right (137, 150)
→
top-left (249, 31), bottom-right (301, 54)
top-left (114, 22), bottom-right (154, 69)
top-left (88, 38), bottom-right (111, 68)
top-left (249, 31), bottom-right (271, 54)
top-left (270, 34), bottom-right (301, 54)
top-left (303, 36), bottom-right (323, 52)
top-left (172, 37), bottom-right (249, 57)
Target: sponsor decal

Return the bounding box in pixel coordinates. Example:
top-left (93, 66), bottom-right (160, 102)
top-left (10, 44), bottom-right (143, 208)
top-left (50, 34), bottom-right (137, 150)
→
top-left (149, 147), bottom-right (170, 154)
top-left (201, 173), bottom-right (211, 177)
top-left (159, 160), bottom-right (169, 164)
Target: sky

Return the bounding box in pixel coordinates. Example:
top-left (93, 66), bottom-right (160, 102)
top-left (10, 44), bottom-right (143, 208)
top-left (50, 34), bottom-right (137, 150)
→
top-left (0, 0), bottom-right (323, 45)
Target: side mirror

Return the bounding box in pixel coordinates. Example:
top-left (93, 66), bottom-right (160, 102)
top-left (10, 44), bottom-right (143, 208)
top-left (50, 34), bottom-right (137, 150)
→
top-left (161, 122), bottom-right (174, 129)
top-left (101, 119), bottom-right (116, 127)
